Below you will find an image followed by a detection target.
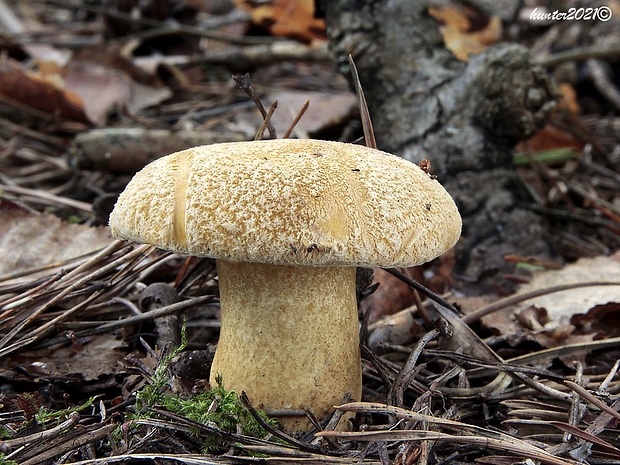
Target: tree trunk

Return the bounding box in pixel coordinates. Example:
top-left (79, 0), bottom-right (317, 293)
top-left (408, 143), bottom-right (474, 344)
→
top-left (321, 0), bottom-right (560, 292)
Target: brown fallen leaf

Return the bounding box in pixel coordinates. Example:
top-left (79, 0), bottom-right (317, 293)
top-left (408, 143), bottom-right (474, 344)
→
top-left (0, 205), bottom-right (113, 279)
top-left (572, 302), bottom-right (620, 338)
top-left (428, 6), bottom-right (502, 61)
top-left (0, 55), bottom-right (87, 122)
top-left (367, 305), bottom-right (424, 350)
top-left (63, 60), bottom-right (133, 124)
top-left (361, 268), bottom-right (416, 325)
top-left (514, 253), bottom-right (620, 325)
top-left (236, 0), bottom-right (326, 43)
top-left (64, 59), bottom-right (172, 125)
top-left (0, 333), bottom-right (128, 382)
top-left (455, 254), bottom-right (620, 354)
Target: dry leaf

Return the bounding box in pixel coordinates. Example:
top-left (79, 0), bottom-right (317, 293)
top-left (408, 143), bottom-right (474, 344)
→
top-left (367, 306), bottom-right (424, 350)
top-left (0, 55), bottom-right (87, 122)
top-left (0, 206), bottom-right (113, 279)
top-left (266, 90), bottom-right (357, 137)
top-left (0, 0), bottom-right (72, 67)
top-left (0, 54), bottom-right (170, 125)
top-left (515, 253), bottom-right (620, 325)
top-left (64, 60), bottom-right (172, 125)
top-left (63, 61), bottom-right (133, 124)
top-left (571, 303), bottom-right (620, 337)
top-left (0, 334), bottom-right (127, 382)
top-left (236, 0), bottom-right (326, 43)
top-left (557, 82), bottom-right (581, 114)
top-left (361, 268), bottom-right (416, 325)
top-left (428, 6), bottom-right (502, 61)
top-left (517, 124), bottom-right (584, 153)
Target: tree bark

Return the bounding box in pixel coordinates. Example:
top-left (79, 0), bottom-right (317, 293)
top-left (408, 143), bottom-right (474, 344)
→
top-left (321, 0), bottom-right (560, 292)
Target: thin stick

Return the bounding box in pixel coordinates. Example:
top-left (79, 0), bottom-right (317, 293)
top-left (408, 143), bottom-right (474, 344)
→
top-left (0, 183), bottom-right (93, 212)
top-left (233, 73), bottom-right (277, 139)
top-left (2, 412), bottom-right (80, 449)
top-left (540, 42), bottom-right (620, 68)
top-left (255, 100), bottom-right (278, 140)
top-left (282, 99), bottom-right (310, 139)
top-left (564, 380), bottom-right (620, 422)
top-left (383, 268), bottom-right (458, 313)
top-left (390, 328), bottom-right (440, 406)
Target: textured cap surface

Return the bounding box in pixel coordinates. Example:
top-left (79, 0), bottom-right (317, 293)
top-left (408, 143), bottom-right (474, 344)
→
top-left (109, 139), bottom-right (461, 267)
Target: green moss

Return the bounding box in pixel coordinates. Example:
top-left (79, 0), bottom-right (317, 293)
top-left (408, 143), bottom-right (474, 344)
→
top-left (35, 395), bottom-right (100, 426)
top-left (0, 454), bottom-right (18, 465)
top-left (0, 425), bottom-right (13, 440)
top-left (133, 324), bottom-right (275, 452)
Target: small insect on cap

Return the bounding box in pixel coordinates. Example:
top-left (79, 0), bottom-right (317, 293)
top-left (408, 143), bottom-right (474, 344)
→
top-left (109, 139), bottom-right (462, 267)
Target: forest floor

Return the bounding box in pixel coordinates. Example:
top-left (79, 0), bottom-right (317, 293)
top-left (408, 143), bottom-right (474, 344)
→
top-left (0, 1), bottom-right (619, 464)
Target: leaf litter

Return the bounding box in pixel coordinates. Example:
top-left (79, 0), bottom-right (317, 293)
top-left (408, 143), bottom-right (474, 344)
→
top-left (0, 0), bottom-right (619, 464)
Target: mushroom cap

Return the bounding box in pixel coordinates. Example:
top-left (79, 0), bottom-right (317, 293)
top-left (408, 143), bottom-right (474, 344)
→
top-left (109, 139), bottom-right (461, 268)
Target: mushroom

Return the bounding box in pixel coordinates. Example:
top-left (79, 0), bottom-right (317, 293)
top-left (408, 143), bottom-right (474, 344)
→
top-left (109, 139), bottom-right (461, 431)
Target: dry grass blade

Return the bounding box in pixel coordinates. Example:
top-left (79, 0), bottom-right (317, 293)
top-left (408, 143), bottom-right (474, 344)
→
top-left (320, 402), bottom-right (581, 465)
top-left (240, 444), bottom-right (367, 462)
top-left (62, 453), bottom-right (375, 464)
top-left (503, 336), bottom-right (620, 368)
top-left (0, 243), bottom-right (154, 355)
top-left (318, 429), bottom-right (577, 465)
top-left (564, 380), bottom-right (620, 422)
top-left (549, 422), bottom-right (620, 457)
top-left (348, 54), bottom-right (376, 149)
top-left (0, 183), bottom-right (93, 212)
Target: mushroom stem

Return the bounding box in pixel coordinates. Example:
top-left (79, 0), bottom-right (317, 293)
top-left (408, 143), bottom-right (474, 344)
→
top-left (211, 259), bottom-right (362, 431)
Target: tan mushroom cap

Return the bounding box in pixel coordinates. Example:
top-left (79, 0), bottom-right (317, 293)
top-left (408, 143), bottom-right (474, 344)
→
top-left (109, 139), bottom-right (461, 267)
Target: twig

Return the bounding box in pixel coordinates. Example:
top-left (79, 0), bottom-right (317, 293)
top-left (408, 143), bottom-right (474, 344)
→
top-left (35, 294), bottom-right (214, 350)
top-left (17, 423), bottom-right (118, 465)
top-left (1, 411), bottom-right (80, 449)
top-left (587, 59), bottom-right (620, 113)
top-left (282, 100), bottom-right (310, 139)
top-left (320, 429), bottom-right (578, 465)
top-left (238, 391), bottom-right (317, 452)
top-left (598, 359), bottom-right (620, 394)
top-left (0, 244), bottom-right (154, 355)
top-left (389, 328), bottom-right (441, 407)
top-left (540, 42), bottom-right (620, 68)
top-left (61, 452), bottom-right (372, 464)
top-left (383, 268), bottom-right (458, 313)
top-left (255, 100), bottom-right (278, 141)
top-left (564, 380), bottom-right (620, 422)
top-left (319, 403), bottom-right (579, 465)
top-left (233, 74), bottom-right (277, 139)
